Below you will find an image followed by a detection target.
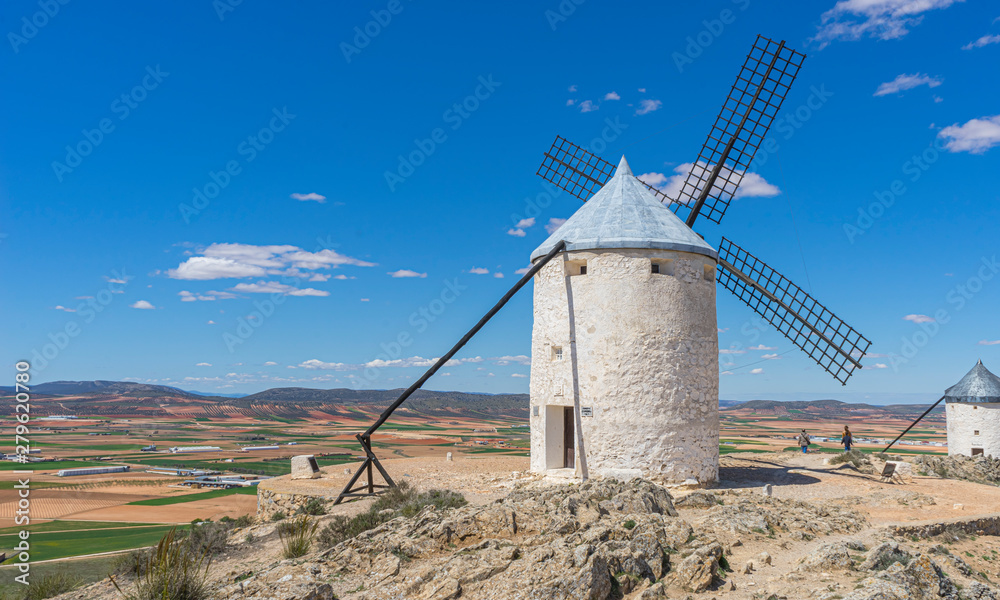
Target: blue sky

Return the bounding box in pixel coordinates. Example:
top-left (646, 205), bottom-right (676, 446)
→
top-left (2, 0), bottom-right (998, 402)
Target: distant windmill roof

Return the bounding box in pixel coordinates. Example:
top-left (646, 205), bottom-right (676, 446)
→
top-left (944, 360), bottom-right (1000, 403)
top-left (530, 157), bottom-right (718, 261)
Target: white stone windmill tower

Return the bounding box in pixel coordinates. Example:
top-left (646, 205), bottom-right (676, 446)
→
top-left (529, 35), bottom-right (871, 485)
top-left (945, 361), bottom-right (1000, 457)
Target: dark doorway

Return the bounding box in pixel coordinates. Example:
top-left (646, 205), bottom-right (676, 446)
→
top-left (972, 448), bottom-right (984, 456)
top-left (563, 407), bottom-right (575, 468)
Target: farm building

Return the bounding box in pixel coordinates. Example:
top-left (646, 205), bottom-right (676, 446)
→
top-left (169, 446), bottom-right (221, 453)
top-left (57, 465), bottom-right (130, 477)
top-left (241, 445), bottom-right (280, 452)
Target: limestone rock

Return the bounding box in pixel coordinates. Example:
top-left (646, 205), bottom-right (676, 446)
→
top-left (290, 455), bottom-right (320, 480)
top-left (299, 583), bottom-right (337, 600)
top-left (859, 542), bottom-right (911, 572)
top-left (672, 541), bottom-right (722, 593)
top-left (798, 543), bottom-right (854, 571)
top-left (962, 582), bottom-right (1000, 600)
top-left (675, 490), bottom-right (719, 509)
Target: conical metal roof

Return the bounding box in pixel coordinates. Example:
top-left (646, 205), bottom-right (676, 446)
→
top-left (530, 156), bottom-right (718, 262)
top-left (944, 360), bottom-right (1000, 403)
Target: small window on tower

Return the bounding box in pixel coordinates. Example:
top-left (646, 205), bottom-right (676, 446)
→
top-left (651, 259), bottom-right (674, 276)
top-left (552, 346), bottom-right (563, 361)
top-left (565, 259), bottom-right (588, 276)
top-left (975, 430), bottom-right (980, 436)
top-left (703, 265), bottom-right (716, 282)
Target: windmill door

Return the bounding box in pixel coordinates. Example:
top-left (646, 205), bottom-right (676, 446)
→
top-left (563, 407), bottom-right (575, 469)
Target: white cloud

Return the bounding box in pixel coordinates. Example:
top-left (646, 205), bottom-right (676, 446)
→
top-left (388, 269), bottom-right (427, 278)
top-left (938, 115), bottom-right (1000, 154)
top-left (579, 100), bottom-right (598, 113)
top-left (812, 0), bottom-right (962, 48)
top-left (511, 373), bottom-right (528, 378)
top-left (604, 91), bottom-right (620, 101)
top-left (568, 85), bottom-right (577, 92)
top-left (167, 243), bottom-right (374, 280)
top-left (637, 88), bottom-right (646, 93)
top-left (721, 370), bottom-right (734, 375)
top-left (196, 362), bottom-right (212, 367)
top-left (962, 34), bottom-right (1000, 50)
top-left (639, 162), bottom-right (780, 202)
top-left (761, 353), bottom-right (782, 360)
top-left (53, 305), bottom-right (76, 312)
top-left (507, 228), bottom-right (527, 237)
top-left (360, 298), bottom-right (370, 302)
top-left (298, 359), bottom-right (351, 371)
top-left (545, 218), bottom-right (567, 234)
top-left (263, 361), bottom-right (278, 366)
top-left (131, 300), bottom-right (155, 309)
top-left (749, 344), bottom-right (777, 351)
top-left (864, 363), bottom-right (889, 369)
top-left (719, 349), bottom-right (746, 355)
top-left (179, 290), bottom-right (236, 302)
top-left (207, 320), bottom-right (216, 324)
top-left (469, 267), bottom-right (490, 275)
top-left (515, 217), bottom-right (535, 229)
top-left (718, 327), bottom-right (729, 333)
top-left (873, 73), bottom-right (942, 96)
top-left (311, 274), bottom-right (332, 282)
top-left (979, 340), bottom-right (1000, 346)
top-left (750, 368), bottom-right (764, 374)
top-left (566, 99), bottom-right (576, 106)
top-left (494, 272), bottom-right (504, 278)
top-left (933, 95), bottom-right (943, 103)
top-left (903, 314), bottom-right (935, 323)
top-left (515, 267), bottom-right (531, 275)
top-left (492, 355), bottom-right (530, 366)
top-left (290, 192), bottom-right (327, 203)
top-left (230, 281), bottom-right (329, 296)
top-left (635, 99), bottom-right (662, 115)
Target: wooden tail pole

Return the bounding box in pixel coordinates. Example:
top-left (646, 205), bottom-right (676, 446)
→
top-left (334, 240), bottom-right (567, 504)
top-left (881, 395), bottom-right (946, 454)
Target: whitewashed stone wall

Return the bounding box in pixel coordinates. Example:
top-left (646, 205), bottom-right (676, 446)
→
top-left (529, 248), bottom-right (719, 484)
top-left (946, 401), bottom-right (1000, 457)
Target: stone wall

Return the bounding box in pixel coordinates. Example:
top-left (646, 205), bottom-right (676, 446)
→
top-left (946, 401), bottom-right (1000, 458)
top-left (529, 248), bottom-right (719, 484)
top-left (256, 486), bottom-right (337, 520)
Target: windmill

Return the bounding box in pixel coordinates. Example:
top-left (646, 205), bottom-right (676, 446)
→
top-left (335, 35), bottom-right (871, 502)
top-left (535, 35), bottom-right (870, 386)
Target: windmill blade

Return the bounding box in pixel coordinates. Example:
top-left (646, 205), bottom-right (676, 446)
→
top-left (717, 237), bottom-right (870, 385)
top-left (537, 136), bottom-right (675, 205)
top-left (680, 35), bottom-right (806, 227)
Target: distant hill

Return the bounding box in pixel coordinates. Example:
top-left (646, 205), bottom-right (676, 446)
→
top-left (724, 398), bottom-right (943, 419)
top-left (30, 380), bottom-right (198, 398)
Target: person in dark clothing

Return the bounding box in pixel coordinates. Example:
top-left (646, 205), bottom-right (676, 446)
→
top-left (797, 429), bottom-right (810, 453)
top-left (842, 426), bottom-right (853, 452)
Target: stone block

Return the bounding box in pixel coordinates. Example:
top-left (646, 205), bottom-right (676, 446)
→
top-left (291, 455), bottom-right (320, 480)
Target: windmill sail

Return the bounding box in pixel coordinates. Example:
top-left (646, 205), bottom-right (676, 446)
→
top-left (717, 237), bottom-right (870, 385)
top-left (679, 35), bottom-right (806, 226)
top-left (537, 136), bottom-right (674, 205)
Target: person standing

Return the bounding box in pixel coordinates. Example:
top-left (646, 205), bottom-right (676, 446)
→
top-left (797, 429), bottom-right (810, 454)
top-left (842, 426), bottom-right (853, 452)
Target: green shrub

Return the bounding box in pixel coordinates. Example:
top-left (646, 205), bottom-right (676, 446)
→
top-left (24, 572), bottom-right (82, 600)
top-left (623, 520), bottom-right (636, 530)
top-left (187, 521), bottom-right (231, 556)
top-left (233, 515), bottom-right (253, 528)
top-left (298, 497), bottom-right (327, 516)
top-left (111, 528), bottom-right (212, 600)
top-left (318, 483), bottom-right (467, 549)
top-left (278, 516), bottom-right (318, 559)
top-left (271, 511), bottom-right (286, 522)
top-left (111, 549), bottom-right (153, 579)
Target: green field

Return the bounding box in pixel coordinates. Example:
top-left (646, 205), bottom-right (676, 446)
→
top-left (126, 486), bottom-right (257, 506)
top-left (0, 460), bottom-right (124, 471)
top-left (0, 524), bottom-right (185, 562)
top-left (0, 554), bottom-right (117, 597)
top-left (719, 446), bottom-right (768, 455)
top-left (132, 455), bottom-right (356, 476)
top-left (0, 520), bottom-right (162, 535)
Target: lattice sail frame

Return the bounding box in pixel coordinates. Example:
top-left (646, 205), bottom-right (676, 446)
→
top-left (675, 35), bottom-right (805, 225)
top-left (717, 237), bottom-right (870, 385)
top-left (537, 136), bottom-right (676, 205)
